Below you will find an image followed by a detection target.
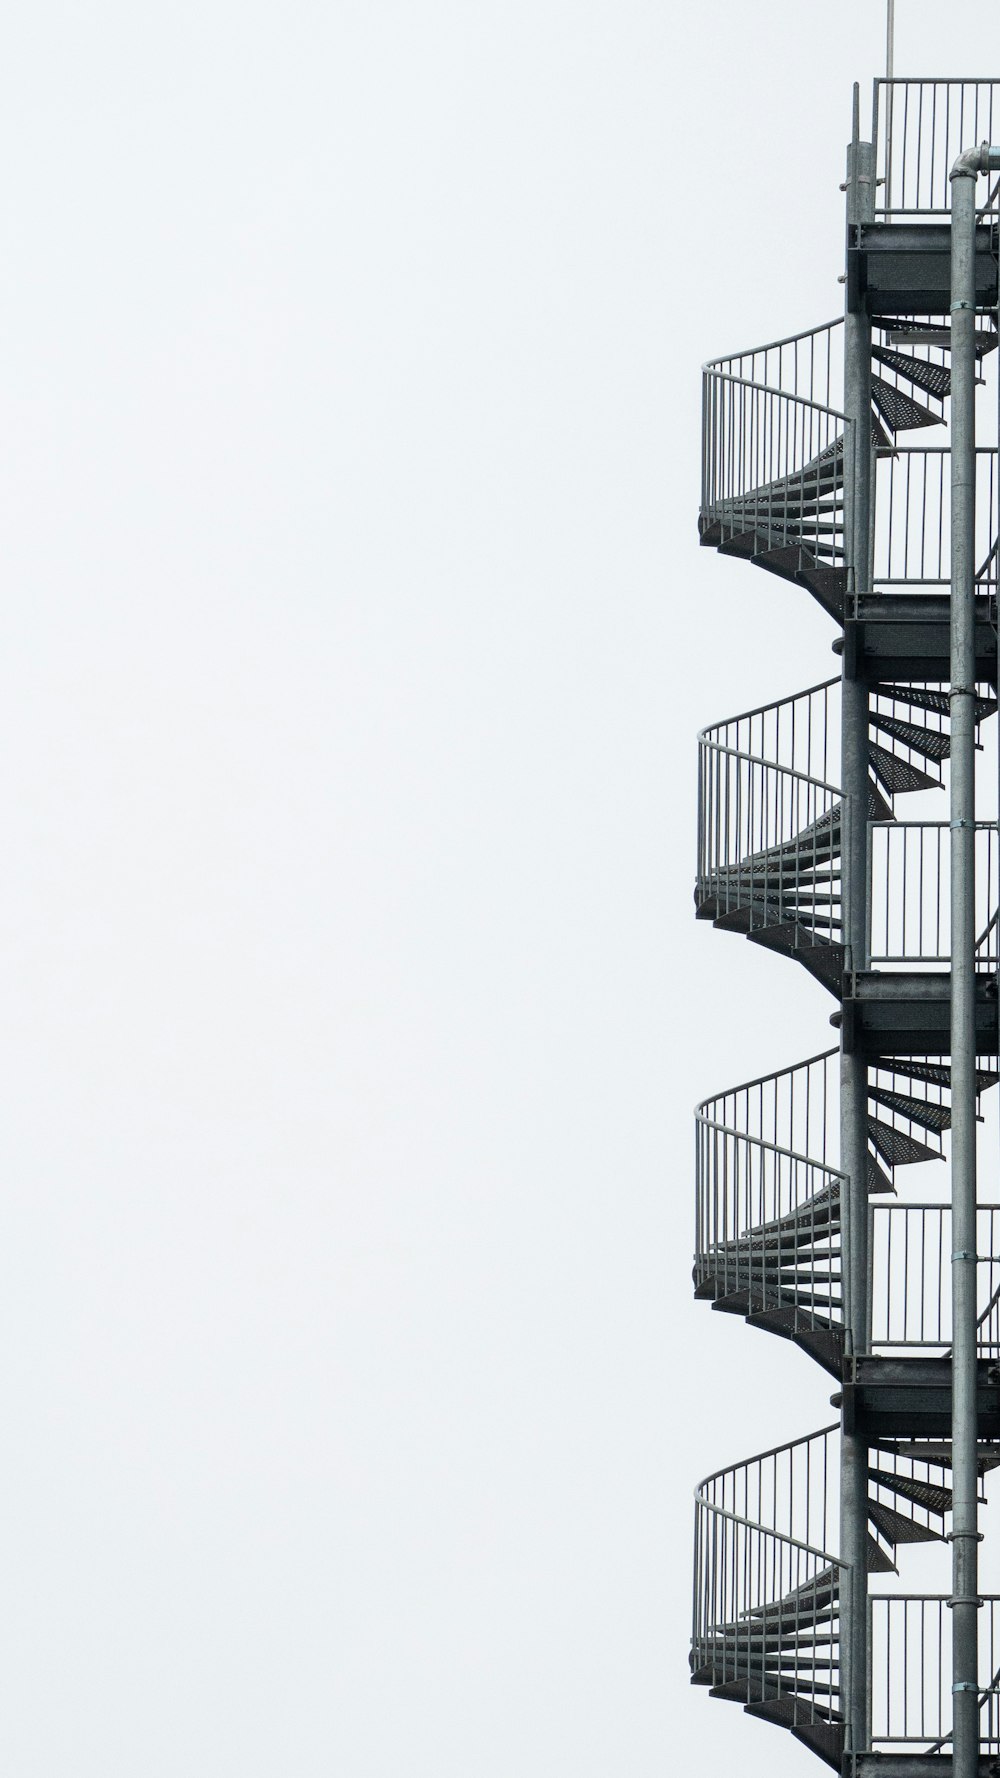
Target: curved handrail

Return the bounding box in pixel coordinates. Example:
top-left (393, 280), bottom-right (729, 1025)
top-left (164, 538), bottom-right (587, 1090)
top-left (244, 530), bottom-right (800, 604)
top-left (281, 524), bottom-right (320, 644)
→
top-left (695, 1116), bottom-right (849, 1178)
top-left (699, 739), bottom-right (842, 800)
top-left (699, 675), bottom-right (840, 749)
top-left (702, 369), bottom-right (850, 425)
top-left (695, 1045), bottom-right (838, 1117)
top-left (695, 1423), bottom-right (840, 1498)
top-left (695, 1499), bottom-right (847, 1569)
top-left (704, 316), bottom-right (844, 384)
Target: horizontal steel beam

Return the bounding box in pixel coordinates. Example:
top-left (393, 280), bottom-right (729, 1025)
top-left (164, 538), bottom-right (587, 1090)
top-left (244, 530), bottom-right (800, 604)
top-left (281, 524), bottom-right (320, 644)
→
top-left (848, 221), bottom-right (999, 315)
top-left (842, 1357), bottom-right (1000, 1439)
top-left (848, 598), bottom-right (999, 686)
top-left (839, 974), bottom-right (1000, 1057)
top-left (856, 1759), bottom-right (1000, 1778)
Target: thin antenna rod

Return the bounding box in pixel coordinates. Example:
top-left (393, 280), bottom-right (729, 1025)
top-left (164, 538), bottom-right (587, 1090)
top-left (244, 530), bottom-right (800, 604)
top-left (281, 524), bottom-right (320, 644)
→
top-left (886, 0), bottom-right (895, 81)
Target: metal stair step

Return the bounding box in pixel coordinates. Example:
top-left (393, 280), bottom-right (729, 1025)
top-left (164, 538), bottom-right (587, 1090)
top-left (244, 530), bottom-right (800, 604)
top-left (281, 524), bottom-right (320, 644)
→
top-left (876, 1059), bottom-right (1000, 1095)
top-left (869, 710), bottom-right (951, 762)
top-left (868, 1467), bottom-right (952, 1516)
top-left (867, 1498), bottom-right (945, 1546)
top-left (868, 1155), bottom-right (896, 1194)
top-left (871, 344), bottom-right (951, 399)
top-left (868, 1085), bottom-right (951, 1135)
top-left (869, 742), bottom-right (941, 796)
top-left (790, 1720), bottom-right (845, 1770)
top-left (875, 1440), bottom-right (1000, 1475)
top-left (871, 375), bottom-right (945, 433)
top-left (867, 1535), bottom-right (897, 1573)
top-left (868, 1116), bottom-right (943, 1168)
top-left (873, 684), bottom-right (998, 724)
top-left (794, 560), bottom-right (848, 619)
top-left (885, 323), bottom-right (998, 357)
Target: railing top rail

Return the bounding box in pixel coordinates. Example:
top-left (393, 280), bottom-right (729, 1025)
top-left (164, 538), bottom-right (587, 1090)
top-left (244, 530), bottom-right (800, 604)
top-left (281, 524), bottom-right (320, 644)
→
top-left (695, 1047), bottom-right (837, 1114)
top-left (875, 445), bottom-right (998, 456)
top-left (698, 738), bottom-right (843, 799)
top-left (695, 1423), bottom-right (839, 1494)
top-left (692, 1497), bottom-right (848, 1570)
top-left (871, 820), bottom-right (998, 830)
top-left (872, 1202), bottom-right (1000, 1213)
top-left (695, 1116), bottom-right (847, 1178)
top-left (703, 317), bottom-right (843, 374)
top-left (698, 677), bottom-right (839, 740)
top-left (700, 368), bottom-right (850, 424)
top-left (874, 75), bottom-right (1000, 85)
top-left (864, 1600), bottom-right (996, 1614)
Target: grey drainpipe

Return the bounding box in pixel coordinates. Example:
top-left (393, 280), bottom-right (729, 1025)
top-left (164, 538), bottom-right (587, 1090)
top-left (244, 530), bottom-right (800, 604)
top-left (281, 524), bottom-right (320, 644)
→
top-left (949, 139), bottom-right (1000, 1778)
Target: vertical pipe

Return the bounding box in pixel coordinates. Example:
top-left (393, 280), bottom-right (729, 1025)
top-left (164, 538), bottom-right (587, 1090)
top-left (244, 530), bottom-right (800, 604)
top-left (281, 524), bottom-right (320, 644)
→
top-left (841, 96), bottom-right (874, 1761)
top-left (950, 161), bottom-right (981, 1778)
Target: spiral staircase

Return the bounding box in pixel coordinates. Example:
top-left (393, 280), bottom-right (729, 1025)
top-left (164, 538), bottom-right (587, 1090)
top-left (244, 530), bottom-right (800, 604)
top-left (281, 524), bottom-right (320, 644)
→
top-left (690, 77), bottom-right (1000, 1775)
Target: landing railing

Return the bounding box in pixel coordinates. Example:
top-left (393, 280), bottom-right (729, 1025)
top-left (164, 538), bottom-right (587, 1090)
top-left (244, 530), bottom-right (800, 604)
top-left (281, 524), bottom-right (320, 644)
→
top-left (873, 447), bottom-right (999, 586)
top-left (869, 1596), bottom-right (1000, 1752)
top-left (692, 1429), bottom-right (844, 1726)
top-left (868, 822), bottom-right (1000, 967)
top-left (874, 79), bottom-right (1000, 217)
top-left (869, 1204), bottom-right (1000, 1353)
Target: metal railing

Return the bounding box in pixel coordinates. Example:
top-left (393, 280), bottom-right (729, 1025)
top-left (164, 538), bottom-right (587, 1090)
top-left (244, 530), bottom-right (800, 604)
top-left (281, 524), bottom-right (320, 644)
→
top-left (701, 321), bottom-right (852, 564)
top-left (874, 79), bottom-right (1000, 217)
top-left (697, 681), bottom-right (842, 948)
top-left (869, 1596), bottom-right (1000, 1751)
top-left (703, 322), bottom-right (844, 410)
top-left (697, 1050), bottom-right (838, 1174)
top-left (868, 822), bottom-right (1000, 966)
top-left (695, 1053), bottom-right (848, 1340)
top-left (692, 1429), bottom-right (844, 1727)
top-left (873, 447), bottom-right (999, 586)
top-left (869, 1204), bottom-right (1000, 1353)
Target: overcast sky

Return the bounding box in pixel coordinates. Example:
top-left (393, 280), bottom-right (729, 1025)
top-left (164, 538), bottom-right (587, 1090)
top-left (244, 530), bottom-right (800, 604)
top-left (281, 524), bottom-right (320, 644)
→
top-left (0, 3), bottom-right (992, 1774)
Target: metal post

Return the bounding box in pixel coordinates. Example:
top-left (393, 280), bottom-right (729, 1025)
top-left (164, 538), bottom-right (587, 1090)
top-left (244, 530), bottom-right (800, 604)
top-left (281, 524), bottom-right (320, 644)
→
top-left (841, 91), bottom-right (875, 1760)
top-left (951, 156), bottom-right (983, 1778)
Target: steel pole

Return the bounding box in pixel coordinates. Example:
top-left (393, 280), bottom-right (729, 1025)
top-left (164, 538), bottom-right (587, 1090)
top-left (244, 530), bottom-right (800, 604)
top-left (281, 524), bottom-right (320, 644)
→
top-left (841, 101), bottom-right (875, 1761)
top-left (950, 160), bottom-right (982, 1778)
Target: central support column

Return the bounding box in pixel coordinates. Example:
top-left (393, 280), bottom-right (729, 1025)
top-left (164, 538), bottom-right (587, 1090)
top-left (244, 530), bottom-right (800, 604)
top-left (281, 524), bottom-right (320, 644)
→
top-left (950, 157), bottom-right (982, 1778)
top-left (841, 93), bottom-right (874, 1763)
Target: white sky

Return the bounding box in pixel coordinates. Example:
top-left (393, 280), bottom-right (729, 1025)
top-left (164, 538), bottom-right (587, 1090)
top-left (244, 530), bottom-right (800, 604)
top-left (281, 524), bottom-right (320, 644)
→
top-left (0, 2), bottom-right (993, 1773)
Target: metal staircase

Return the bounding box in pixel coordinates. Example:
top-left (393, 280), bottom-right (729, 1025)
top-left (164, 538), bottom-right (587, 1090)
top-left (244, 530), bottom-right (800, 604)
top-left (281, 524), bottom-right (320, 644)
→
top-left (690, 75), bottom-right (1000, 1778)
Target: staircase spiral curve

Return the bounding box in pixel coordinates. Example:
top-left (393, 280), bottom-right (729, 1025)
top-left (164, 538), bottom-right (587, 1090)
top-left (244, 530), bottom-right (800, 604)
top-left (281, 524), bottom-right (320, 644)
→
top-left (690, 79), bottom-right (1000, 1771)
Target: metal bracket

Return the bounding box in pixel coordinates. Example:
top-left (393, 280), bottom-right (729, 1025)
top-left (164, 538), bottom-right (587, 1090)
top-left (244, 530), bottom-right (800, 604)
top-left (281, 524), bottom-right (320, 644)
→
top-left (952, 1250), bottom-right (979, 1260)
top-left (947, 1596), bottom-right (986, 1608)
top-left (953, 1682), bottom-right (981, 1693)
top-left (951, 821), bottom-right (973, 831)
